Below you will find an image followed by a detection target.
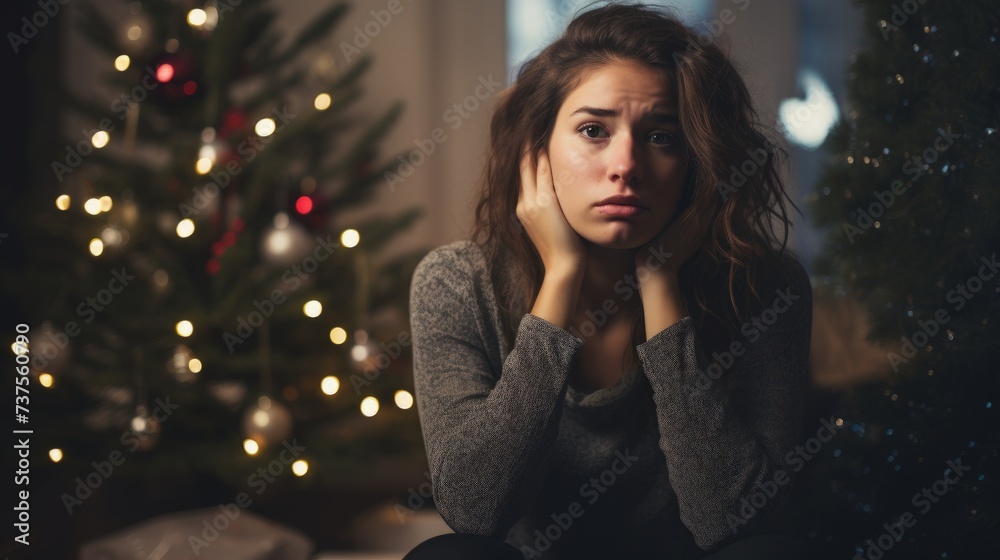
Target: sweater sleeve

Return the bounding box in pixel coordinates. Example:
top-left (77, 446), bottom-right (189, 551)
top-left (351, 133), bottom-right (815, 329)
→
top-left (636, 257), bottom-right (813, 551)
top-left (409, 244), bottom-right (583, 537)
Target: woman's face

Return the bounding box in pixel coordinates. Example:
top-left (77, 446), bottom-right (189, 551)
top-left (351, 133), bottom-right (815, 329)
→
top-left (546, 62), bottom-right (688, 250)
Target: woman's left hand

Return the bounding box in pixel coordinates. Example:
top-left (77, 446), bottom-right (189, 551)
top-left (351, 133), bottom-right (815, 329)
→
top-left (633, 201), bottom-right (715, 281)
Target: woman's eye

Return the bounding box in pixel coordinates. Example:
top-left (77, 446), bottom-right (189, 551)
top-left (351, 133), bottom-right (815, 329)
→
top-left (579, 124), bottom-right (608, 139)
top-left (649, 131), bottom-right (675, 146)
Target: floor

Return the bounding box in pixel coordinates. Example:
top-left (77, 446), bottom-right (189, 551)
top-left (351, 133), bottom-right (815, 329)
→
top-left (315, 507), bottom-right (452, 559)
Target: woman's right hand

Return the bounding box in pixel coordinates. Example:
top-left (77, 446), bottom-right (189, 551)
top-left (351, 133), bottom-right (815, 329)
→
top-left (516, 148), bottom-right (586, 276)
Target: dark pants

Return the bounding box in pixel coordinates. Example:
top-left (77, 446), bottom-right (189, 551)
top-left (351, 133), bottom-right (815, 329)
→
top-left (402, 531), bottom-right (828, 560)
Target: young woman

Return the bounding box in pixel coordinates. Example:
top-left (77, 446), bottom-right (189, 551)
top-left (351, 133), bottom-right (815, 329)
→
top-left (405, 4), bottom-right (820, 559)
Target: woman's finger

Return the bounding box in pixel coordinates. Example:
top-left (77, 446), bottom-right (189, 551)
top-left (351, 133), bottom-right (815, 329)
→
top-left (535, 150), bottom-right (555, 209)
top-left (517, 148), bottom-right (536, 220)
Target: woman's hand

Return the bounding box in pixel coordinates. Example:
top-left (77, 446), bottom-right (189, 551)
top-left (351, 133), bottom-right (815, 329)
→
top-left (635, 199), bottom-right (715, 280)
top-left (518, 148), bottom-right (585, 330)
top-left (633, 198), bottom-right (717, 337)
top-left (517, 148), bottom-right (586, 276)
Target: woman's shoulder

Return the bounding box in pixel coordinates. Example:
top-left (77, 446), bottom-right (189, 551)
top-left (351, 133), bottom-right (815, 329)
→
top-left (746, 249), bottom-right (813, 311)
top-left (410, 240), bottom-right (489, 295)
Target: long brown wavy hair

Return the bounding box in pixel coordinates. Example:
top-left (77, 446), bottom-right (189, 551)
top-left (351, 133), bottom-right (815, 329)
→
top-left (471, 3), bottom-right (803, 373)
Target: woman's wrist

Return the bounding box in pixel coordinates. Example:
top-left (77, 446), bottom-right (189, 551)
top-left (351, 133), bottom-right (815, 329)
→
top-left (530, 267), bottom-right (584, 331)
top-left (639, 272), bottom-right (689, 340)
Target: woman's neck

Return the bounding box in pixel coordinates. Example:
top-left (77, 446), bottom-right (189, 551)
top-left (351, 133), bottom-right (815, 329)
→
top-left (575, 244), bottom-right (642, 320)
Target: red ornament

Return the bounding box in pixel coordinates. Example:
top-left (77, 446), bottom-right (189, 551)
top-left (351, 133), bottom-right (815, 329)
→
top-left (148, 49), bottom-right (200, 105)
top-left (295, 196), bottom-right (313, 215)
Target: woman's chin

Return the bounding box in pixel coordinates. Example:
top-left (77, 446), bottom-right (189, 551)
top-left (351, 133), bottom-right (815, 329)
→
top-left (580, 230), bottom-right (655, 251)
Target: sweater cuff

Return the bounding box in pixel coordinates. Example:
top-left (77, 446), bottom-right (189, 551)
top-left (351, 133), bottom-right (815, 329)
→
top-left (506, 313), bottom-right (583, 390)
top-left (636, 316), bottom-right (706, 401)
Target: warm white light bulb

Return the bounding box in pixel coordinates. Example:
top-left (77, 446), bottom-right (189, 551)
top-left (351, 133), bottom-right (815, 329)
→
top-left (360, 396), bottom-right (379, 417)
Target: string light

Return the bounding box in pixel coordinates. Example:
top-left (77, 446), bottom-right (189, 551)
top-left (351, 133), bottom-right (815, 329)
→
top-left (49, 449), bottom-right (63, 463)
top-left (187, 9), bottom-right (208, 27)
top-left (195, 157), bottom-right (212, 174)
top-left (340, 229), bottom-right (360, 248)
top-left (394, 390), bottom-right (414, 410)
top-left (198, 144), bottom-right (217, 163)
top-left (114, 54), bottom-right (130, 71)
top-left (89, 238), bottom-right (104, 256)
top-left (314, 93), bottom-right (332, 111)
top-left (203, 6), bottom-right (220, 30)
top-left (292, 460), bottom-right (309, 476)
top-left (303, 300), bottom-right (322, 317)
top-left (360, 396), bottom-right (379, 417)
top-left (156, 63), bottom-right (174, 83)
top-left (243, 439), bottom-right (259, 455)
top-left (188, 358), bottom-right (203, 373)
top-left (175, 320), bottom-right (194, 337)
top-left (99, 196), bottom-right (113, 212)
top-left (255, 118), bottom-right (276, 137)
top-left (176, 218), bottom-right (195, 238)
top-left (329, 327), bottom-right (347, 345)
top-left (127, 25), bottom-right (142, 41)
top-left (92, 131), bottom-right (110, 148)
top-left (295, 195), bottom-right (313, 215)
top-left (38, 373), bottom-right (54, 388)
top-left (84, 198), bottom-right (102, 215)
top-left (321, 376), bottom-right (340, 395)
top-left (55, 195), bottom-right (70, 211)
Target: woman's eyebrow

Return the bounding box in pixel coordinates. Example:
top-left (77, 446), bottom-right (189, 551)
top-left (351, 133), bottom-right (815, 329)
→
top-left (568, 106), bottom-right (679, 123)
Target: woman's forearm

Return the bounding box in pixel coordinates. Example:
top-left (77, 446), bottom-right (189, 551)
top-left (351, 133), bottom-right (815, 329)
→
top-left (530, 266), bottom-right (584, 331)
top-left (640, 272), bottom-right (689, 339)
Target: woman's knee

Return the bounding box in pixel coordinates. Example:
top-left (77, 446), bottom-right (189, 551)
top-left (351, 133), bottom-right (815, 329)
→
top-left (403, 533), bottom-right (523, 560)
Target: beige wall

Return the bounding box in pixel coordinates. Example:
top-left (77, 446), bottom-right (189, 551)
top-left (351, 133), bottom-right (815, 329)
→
top-left (290, 0), bottom-right (507, 260)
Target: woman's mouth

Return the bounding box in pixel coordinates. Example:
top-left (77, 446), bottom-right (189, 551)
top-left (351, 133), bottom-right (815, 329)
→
top-left (595, 195), bottom-right (647, 217)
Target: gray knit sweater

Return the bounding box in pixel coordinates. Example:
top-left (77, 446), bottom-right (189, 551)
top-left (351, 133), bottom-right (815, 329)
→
top-left (409, 240), bottom-right (813, 559)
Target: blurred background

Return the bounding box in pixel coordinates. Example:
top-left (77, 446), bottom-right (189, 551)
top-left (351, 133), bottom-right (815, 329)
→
top-left (1, 0), bottom-right (997, 558)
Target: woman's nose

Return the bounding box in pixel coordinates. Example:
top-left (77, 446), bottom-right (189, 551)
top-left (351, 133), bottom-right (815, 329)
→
top-left (607, 135), bottom-right (642, 186)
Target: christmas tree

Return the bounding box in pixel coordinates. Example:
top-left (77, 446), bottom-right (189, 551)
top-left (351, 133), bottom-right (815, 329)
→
top-left (804, 0), bottom-right (999, 556)
top-left (3, 0), bottom-right (426, 553)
